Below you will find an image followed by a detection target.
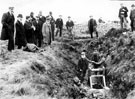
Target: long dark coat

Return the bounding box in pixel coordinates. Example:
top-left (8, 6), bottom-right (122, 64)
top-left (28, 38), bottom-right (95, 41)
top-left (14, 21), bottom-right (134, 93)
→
top-left (15, 20), bottom-right (27, 47)
top-left (88, 18), bottom-right (97, 30)
top-left (33, 20), bottom-right (43, 46)
top-left (1, 12), bottom-right (15, 51)
top-left (66, 20), bottom-right (74, 29)
top-left (1, 12), bottom-right (15, 40)
top-left (24, 21), bottom-right (34, 43)
top-left (88, 18), bottom-right (98, 38)
top-left (39, 16), bottom-right (46, 25)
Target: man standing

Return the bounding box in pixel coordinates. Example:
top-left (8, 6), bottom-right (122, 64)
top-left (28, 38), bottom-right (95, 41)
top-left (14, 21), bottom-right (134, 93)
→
top-left (55, 15), bottom-right (63, 37)
top-left (130, 4), bottom-right (135, 32)
top-left (48, 11), bottom-right (55, 41)
top-left (118, 3), bottom-right (128, 29)
top-left (77, 50), bottom-right (89, 83)
top-left (33, 16), bottom-right (43, 47)
top-left (42, 17), bottom-right (52, 46)
top-left (15, 14), bottom-right (27, 49)
top-left (1, 7), bottom-right (15, 51)
top-left (66, 16), bottom-right (74, 40)
top-left (24, 16), bottom-right (35, 43)
top-left (88, 15), bottom-right (98, 38)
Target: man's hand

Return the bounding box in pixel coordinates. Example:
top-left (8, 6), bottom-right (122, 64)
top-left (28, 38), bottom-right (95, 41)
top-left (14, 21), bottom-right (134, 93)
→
top-left (31, 25), bottom-right (36, 31)
top-left (86, 57), bottom-right (96, 64)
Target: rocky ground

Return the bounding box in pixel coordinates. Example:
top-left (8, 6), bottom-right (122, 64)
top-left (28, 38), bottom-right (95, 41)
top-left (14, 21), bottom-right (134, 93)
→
top-left (1, 22), bottom-right (134, 99)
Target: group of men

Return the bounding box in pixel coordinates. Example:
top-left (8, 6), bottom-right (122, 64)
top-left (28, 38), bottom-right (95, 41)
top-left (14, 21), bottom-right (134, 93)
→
top-left (0, 7), bottom-right (74, 52)
top-left (87, 3), bottom-right (135, 39)
top-left (119, 3), bottom-right (135, 31)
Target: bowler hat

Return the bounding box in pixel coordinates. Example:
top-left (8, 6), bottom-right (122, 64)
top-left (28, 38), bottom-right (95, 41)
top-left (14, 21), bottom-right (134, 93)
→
top-left (17, 14), bottom-right (23, 18)
top-left (26, 16), bottom-right (30, 19)
top-left (46, 17), bottom-right (50, 20)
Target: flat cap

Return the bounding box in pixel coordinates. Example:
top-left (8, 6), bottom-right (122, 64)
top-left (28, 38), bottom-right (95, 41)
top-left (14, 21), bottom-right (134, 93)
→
top-left (26, 16), bottom-right (30, 19)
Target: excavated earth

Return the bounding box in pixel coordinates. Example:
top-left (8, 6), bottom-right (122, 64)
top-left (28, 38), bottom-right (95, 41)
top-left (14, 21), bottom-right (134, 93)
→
top-left (1, 22), bottom-right (133, 99)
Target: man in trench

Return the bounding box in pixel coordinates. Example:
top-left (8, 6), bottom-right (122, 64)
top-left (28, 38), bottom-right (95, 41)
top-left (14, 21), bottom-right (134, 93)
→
top-left (77, 50), bottom-right (90, 83)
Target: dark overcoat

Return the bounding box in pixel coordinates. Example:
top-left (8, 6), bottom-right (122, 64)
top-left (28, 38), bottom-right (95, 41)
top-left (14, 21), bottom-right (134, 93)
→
top-left (39, 16), bottom-right (46, 25)
top-left (24, 21), bottom-right (34, 43)
top-left (33, 20), bottom-right (43, 39)
top-left (33, 20), bottom-right (43, 46)
top-left (15, 20), bottom-right (27, 47)
top-left (55, 18), bottom-right (63, 28)
top-left (88, 19), bottom-right (97, 31)
top-left (1, 12), bottom-right (15, 40)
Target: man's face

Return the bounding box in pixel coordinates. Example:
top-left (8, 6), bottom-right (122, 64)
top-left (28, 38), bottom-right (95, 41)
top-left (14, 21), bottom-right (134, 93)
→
top-left (49, 12), bottom-right (52, 16)
top-left (9, 9), bottom-right (14, 14)
top-left (121, 3), bottom-right (124, 8)
top-left (28, 17), bottom-right (31, 22)
top-left (46, 19), bottom-right (50, 23)
top-left (18, 17), bottom-right (23, 22)
top-left (39, 11), bottom-right (42, 16)
top-left (30, 13), bottom-right (34, 17)
top-left (81, 52), bottom-right (86, 58)
top-left (59, 15), bottom-right (62, 18)
top-left (90, 16), bottom-right (93, 19)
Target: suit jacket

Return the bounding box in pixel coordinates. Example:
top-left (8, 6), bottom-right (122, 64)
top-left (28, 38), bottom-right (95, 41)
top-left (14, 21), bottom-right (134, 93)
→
top-left (66, 20), bottom-right (74, 29)
top-left (15, 20), bottom-right (27, 46)
top-left (88, 18), bottom-right (97, 29)
top-left (77, 58), bottom-right (88, 72)
top-left (130, 9), bottom-right (135, 20)
top-left (55, 18), bottom-right (63, 28)
top-left (49, 15), bottom-right (55, 30)
top-left (39, 16), bottom-right (46, 25)
top-left (33, 20), bottom-right (43, 38)
top-left (24, 21), bottom-right (34, 43)
top-left (1, 12), bottom-right (15, 40)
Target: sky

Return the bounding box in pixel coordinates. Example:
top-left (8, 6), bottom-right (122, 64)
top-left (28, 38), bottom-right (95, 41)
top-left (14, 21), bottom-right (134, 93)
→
top-left (0, 0), bottom-right (135, 24)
